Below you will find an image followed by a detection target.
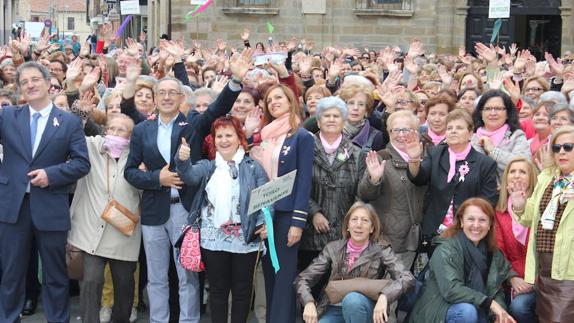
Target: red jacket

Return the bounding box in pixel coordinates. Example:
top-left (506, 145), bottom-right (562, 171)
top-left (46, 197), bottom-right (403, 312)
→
top-left (494, 210), bottom-right (529, 278)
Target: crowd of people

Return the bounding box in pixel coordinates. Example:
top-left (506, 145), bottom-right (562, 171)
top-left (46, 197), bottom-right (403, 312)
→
top-left (0, 22), bottom-right (574, 323)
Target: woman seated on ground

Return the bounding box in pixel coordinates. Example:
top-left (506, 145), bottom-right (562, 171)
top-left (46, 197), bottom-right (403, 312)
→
top-left (408, 198), bottom-right (517, 323)
top-left (295, 201), bottom-right (414, 323)
top-left (494, 157), bottom-right (539, 323)
top-left (175, 116), bottom-right (269, 323)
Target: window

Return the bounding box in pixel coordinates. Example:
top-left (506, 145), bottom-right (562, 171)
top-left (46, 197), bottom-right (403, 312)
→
top-left (67, 17), bottom-right (75, 30)
top-left (354, 0), bottom-right (413, 16)
top-left (222, 0), bottom-right (278, 14)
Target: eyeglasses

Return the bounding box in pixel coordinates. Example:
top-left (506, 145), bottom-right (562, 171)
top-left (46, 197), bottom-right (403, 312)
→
top-left (551, 143), bottom-right (574, 153)
top-left (157, 90), bottom-right (182, 98)
top-left (525, 87), bottom-right (543, 92)
top-left (396, 99), bottom-right (413, 106)
top-left (483, 106), bottom-right (506, 113)
top-left (1, 102), bottom-right (10, 107)
top-left (228, 161), bottom-right (238, 180)
top-left (390, 128), bottom-right (414, 135)
top-left (51, 84), bottom-right (62, 90)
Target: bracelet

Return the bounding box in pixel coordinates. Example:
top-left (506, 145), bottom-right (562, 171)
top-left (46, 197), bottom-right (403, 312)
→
top-left (511, 205), bottom-right (524, 214)
top-left (230, 77), bottom-right (242, 84)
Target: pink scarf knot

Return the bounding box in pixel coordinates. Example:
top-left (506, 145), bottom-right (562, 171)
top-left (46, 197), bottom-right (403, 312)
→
top-left (507, 197), bottom-right (529, 245)
top-left (103, 135), bottom-right (130, 158)
top-left (447, 143), bottom-right (472, 183)
top-left (476, 124), bottom-right (509, 147)
top-left (427, 128), bottom-right (446, 146)
top-left (319, 132), bottom-right (343, 154)
top-left (391, 143), bottom-right (410, 162)
top-left (346, 239), bottom-right (369, 270)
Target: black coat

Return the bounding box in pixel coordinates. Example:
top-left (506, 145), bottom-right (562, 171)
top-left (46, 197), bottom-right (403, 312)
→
top-left (408, 143), bottom-right (498, 236)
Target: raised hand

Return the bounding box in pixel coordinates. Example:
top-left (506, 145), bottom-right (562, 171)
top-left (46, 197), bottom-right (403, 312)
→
top-left (240, 29), bottom-right (250, 42)
top-left (35, 33), bottom-right (51, 52)
top-left (503, 78), bottom-right (521, 102)
top-left (216, 38), bottom-right (227, 52)
top-left (544, 51), bottom-right (564, 76)
top-left (286, 36), bottom-right (298, 51)
top-left (229, 48), bottom-right (253, 81)
top-left (404, 55), bottom-right (420, 75)
top-left (513, 50), bottom-right (529, 72)
top-left (80, 66), bottom-right (101, 93)
top-left (66, 58), bottom-right (84, 82)
top-left (178, 138), bottom-right (191, 161)
top-left (509, 180), bottom-right (527, 213)
top-left (77, 90), bottom-right (97, 113)
top-left (365, 151), bottom-right (386, 184)
top-left (488, 70), bottom-right (505, 90)
top-left (269, 60), bottom-right (289, 78)
top-left (437, 64), bottom-right (452, 85)
top-left (405, 131), bottom-right (423, 160)
top-left (327, 60), bottom-right (342, 81)
top-left (474, 42), bottom-right (497, 63)
top-left (509, 43), bottom-right (518, 57)
top-left (210, 75), bottom-right (229, 93)
top-left (159, 164), bottom-right (184, 189)
top-left (80, 40), bottom-right (91, 57)
top-left (125, 38), bottom-right (140, 56)
top-left (244, 108), bottom-right (262, 137)
top-left (407, 39), bottom-right (424, 58)
top-left (126, 58), bottom-right (142, 82)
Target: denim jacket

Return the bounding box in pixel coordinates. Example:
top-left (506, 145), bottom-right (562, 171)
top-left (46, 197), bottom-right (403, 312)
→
top-left (175, 156), bottom-right (270, 242)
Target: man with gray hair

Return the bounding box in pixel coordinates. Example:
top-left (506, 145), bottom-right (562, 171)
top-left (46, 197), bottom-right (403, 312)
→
top-left (0, 61), bottom-right (90, 322)
top-left (124, 50), bottom-right (252, 323)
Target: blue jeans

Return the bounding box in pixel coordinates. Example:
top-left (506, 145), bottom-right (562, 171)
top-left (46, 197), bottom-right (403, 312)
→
top-left (509, 291), bottom-right (537, 323)
top-left (446, 303), bottom-right (487, 323)
top-left (319, 292), bottom-right (374, 323)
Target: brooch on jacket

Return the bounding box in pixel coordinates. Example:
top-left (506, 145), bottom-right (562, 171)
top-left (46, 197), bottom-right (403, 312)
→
top-left (282, 145), bottom-right (291, 156)
top-left (53, 117), bottom-right (60, 127)
top-left (337, 148), bottom-right (349, 161)
top-left (179, 121), bottom-right (188, 126)
top-left (147, 114), bottom-right (157, 121)
top-left (458, 161), bottom-right (470, 182)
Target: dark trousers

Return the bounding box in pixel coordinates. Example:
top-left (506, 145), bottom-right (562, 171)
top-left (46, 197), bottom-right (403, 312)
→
top-left (25, 235), bottom-right (41, 301)
top-left (262, 212), bottom-right (300, 323)
top-left (80, 253), bottom-right (136, 323)
top-left (0, 195), bottom-right (69, 323)
top-left (202, 248), bottom-right (258, 323)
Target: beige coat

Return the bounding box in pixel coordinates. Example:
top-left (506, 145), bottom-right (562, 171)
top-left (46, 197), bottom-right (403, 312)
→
top-left (68, 136), bottom-right (142, 262)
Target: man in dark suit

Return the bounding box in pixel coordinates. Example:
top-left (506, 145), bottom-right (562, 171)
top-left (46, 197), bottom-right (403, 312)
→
top-left (0, 61), bottom-right (90, 323)
top-left (124, 52), bottom-right (251, 322)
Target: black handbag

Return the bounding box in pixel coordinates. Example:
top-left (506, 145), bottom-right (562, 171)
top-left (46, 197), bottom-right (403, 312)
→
top-left (397, 260), bottom-right (429, 312)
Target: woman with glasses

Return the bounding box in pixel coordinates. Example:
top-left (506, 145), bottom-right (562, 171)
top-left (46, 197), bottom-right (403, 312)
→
top-left (549, 103), bottom-right (574, 132)
top-left (176, 116), bottom-right (269, 323)
top-left (359, 110), bottom-right (427, 272)
top-left (471, 90), bottom-right (531, 179)
top-left (510, 125), bottom-right (574, 323)
top-left (522, 76), bottom-right (549, 102)
top-left (338, 83), bottom-right (385, 151)
top-left (407, 109), bottom-right (498, 253)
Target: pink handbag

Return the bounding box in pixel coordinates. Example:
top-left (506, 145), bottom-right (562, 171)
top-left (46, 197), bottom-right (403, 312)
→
top-left (178, 225), bottom-right (205, 272)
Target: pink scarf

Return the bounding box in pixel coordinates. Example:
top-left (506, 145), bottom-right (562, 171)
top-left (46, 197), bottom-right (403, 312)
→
top-left (476, 124), bottom-right (509, 147)
top-left (103, 135), bottom-right (130, 158)
top-left (427, 128), bottom-right (445, 146)
top-left (250, 114), bottom-right (297, 179)
top-left (346, 239), bottom-right (369, 270)
top-left (391, 143), bottom-right (410, 162)
top-left (507, 197), bottom-right (529, 246)
top-left (447, 143), bottom-right (472, 183)
top-left (319, 132), bottom-right (342, 154)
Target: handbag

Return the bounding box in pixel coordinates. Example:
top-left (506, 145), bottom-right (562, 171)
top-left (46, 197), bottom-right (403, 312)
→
top-left (324, 278), bottom-right (391, 303)
top-left (66, 244), bottom-right (84, 280)
top-left (175, 214), bottom-right (205, 272)
top-left (100, 157), bottom-right (139, 236)
top-left (397, 260), bottom-right (429, 312)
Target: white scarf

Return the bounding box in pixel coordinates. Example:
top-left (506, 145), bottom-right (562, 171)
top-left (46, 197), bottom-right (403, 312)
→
top-left (205, 147), bottom-right (245, 228)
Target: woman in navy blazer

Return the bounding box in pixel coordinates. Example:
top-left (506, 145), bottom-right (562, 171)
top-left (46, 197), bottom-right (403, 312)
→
top-left (406, 109), bottom-right (498, 253)
top-left (251, 83), bottom-right (314, 323)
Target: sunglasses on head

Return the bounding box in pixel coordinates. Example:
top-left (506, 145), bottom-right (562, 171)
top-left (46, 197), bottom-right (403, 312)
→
top-left (552, 143), bottom-right (574, 153)
top-left (228, 161), bottom-right (238, 180)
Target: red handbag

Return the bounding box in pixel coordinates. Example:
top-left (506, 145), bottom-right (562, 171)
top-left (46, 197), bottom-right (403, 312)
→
top-left (178, 224), bottom-right (205, 272)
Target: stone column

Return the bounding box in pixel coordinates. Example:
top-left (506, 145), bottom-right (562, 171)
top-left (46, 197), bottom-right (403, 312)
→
top-left (560, 1), bottom-right (573, 53)
top-left (0, 0), bottom-right (5, 45)
top-left (452, 0), bottom-right (468, 54)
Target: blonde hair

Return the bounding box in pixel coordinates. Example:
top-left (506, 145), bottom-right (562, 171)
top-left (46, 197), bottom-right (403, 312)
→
top-left (496, 157), bottom-right (538, 212)
top-left (550, 125), bottom-right (574, 169)
top-left (337, 84), bottom-right (375, 115)
top-left (386, 110), bottom-right (419, 135)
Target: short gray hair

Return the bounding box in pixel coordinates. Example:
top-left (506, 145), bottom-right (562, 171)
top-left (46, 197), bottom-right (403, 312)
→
top-left (15, 61), bottom-right (51, 87)
top-left (316, 96), bottom-right (348, 120)
top-left (154, 77), bottom-right (184, 94)
top-left (190, 88), bottom-right (217, 107)
top-left (539, 91), bottom-right (567, 105)
top-left (549, 103), bottom-right (574, 123)
top-left (182, 86), bottom-right (194, 106)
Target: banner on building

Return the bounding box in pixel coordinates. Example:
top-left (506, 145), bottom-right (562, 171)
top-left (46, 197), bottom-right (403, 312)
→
top-left (120, 1), bottom-right (141, 15)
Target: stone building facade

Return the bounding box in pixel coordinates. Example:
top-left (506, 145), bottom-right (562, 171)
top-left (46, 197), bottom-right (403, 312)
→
top-left (154, 0), bottom-right (573, 55)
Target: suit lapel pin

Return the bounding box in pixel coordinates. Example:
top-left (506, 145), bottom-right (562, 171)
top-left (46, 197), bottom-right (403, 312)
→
top-left (282, 146), bottom-right (291, 156)
top-left (178, 121), bottom-right (188, 126)
top-left (53, 117), bottom-right (60, 127)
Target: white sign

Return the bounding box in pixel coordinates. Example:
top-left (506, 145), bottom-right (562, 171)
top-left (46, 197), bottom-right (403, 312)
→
top-left (247, 170), bottom-right (297, 215)
top-left (302, 0), bottom-right (326, 14)
top-left (120, 0), bottom-right (141, 15)
top-left (489, 0), bottom-right (510, 19)
top-left (253, 52), bottom-right (288, 66)
top-left (190, 0), bottom-right (208, 5)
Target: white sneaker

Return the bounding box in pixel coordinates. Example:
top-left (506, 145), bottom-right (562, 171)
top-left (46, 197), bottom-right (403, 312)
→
top-left (130, 307), bottom-right (138, 323)
top-left (99, 307), bottom-right (112, 323)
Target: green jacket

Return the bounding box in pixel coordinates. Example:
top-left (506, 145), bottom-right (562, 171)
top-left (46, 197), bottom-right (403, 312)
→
top-left (408, 237), bottom-right (514, 323)
top-left (517, 167), bottom-right (574, 283)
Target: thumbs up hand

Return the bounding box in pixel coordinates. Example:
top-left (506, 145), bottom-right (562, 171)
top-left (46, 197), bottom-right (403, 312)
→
top-left (179, 137), bottom-right (191, 161)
